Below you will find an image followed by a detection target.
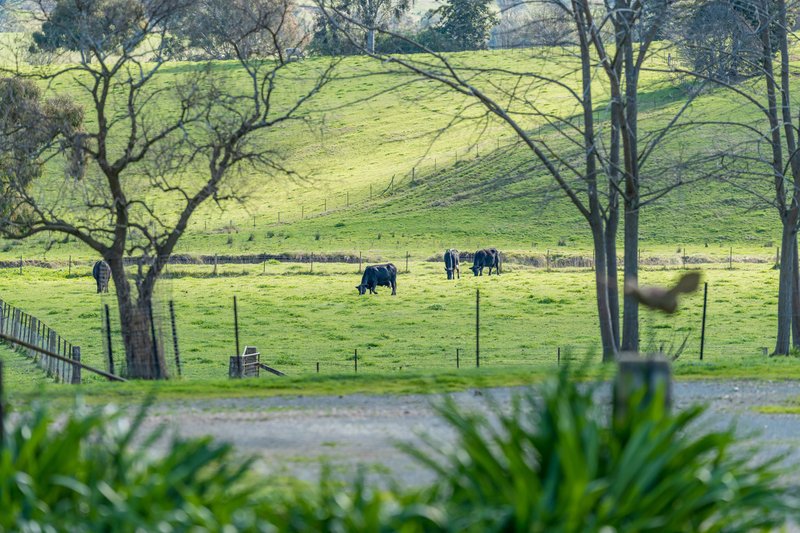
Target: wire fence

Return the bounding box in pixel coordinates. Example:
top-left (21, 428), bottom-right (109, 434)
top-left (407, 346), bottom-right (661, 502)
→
top-left (0, 298), bottom-right (80, 384)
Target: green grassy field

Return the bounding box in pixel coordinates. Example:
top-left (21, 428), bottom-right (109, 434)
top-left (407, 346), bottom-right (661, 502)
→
top-left (0, 47), bottom-right (779, 263)
top-left (0, 259), bottom-right (797, 401)
top-left (0, 45), bottom-right (794, 395)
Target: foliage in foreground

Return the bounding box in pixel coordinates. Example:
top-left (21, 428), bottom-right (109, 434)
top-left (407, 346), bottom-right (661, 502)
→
top-left (0, 372), bottom-right (794, 531)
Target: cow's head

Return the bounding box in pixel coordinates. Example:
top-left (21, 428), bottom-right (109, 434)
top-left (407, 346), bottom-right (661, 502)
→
top-left (470, 265), bottom-right (480, 276)
top-left (356, 284), bottom-right (367, 295)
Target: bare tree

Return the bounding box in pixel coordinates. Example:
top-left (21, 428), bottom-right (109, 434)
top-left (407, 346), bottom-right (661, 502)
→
top-left (0, 0), bottom-right (335, 378)
top-left (318, 0), bottom-right (705, 359)
top-left (664, 0), bottom-right (800, 354)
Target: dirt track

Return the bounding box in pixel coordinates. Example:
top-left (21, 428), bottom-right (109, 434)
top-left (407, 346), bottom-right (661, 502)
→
top-left (145, 380), bottom-right (800, 487)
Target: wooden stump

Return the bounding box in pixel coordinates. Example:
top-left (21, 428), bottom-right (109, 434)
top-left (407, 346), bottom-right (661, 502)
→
top-left (613, 352), bottom-right (672, 424)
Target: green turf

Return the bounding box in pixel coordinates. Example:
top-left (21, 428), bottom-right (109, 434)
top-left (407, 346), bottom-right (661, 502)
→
top-left (0, 261), bottom-right (794, 392)
top-left (0, 45), bottom-right (793, 394)
top-left (0, 47), bottom-right (780, 263)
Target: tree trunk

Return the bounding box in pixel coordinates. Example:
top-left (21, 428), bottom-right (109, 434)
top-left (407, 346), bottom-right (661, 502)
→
top-left (621, 202), bottom-right (639, 352)
top-left (605, 207), bottom-right (620, 349)
top-left (109, 258), bottom-right (167, 379)
top-left (592, 224), bottom-right (617, 361)
top-left (792, 235), bottom-right (800, 347)
top-left (366, 29), bottom-right (376, 54)
top-left (774, 219), bottom-right (795, 355)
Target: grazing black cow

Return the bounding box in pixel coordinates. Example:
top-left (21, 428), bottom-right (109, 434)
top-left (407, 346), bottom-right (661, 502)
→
top-left (92, 260), bottom-right (111, 293)
top-left (356, 263), bottom-right (397, 295)
top-left (444, 249), bottom-right (460, 280)
top-left (470, 248), bottom-right (500, 276)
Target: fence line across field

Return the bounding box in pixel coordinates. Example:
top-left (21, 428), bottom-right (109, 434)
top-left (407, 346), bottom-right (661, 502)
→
top-left (0, 298), bottom-right (83, 384)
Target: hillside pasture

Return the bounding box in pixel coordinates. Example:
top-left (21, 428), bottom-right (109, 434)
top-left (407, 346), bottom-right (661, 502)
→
top-left (0, 260), bottom-right (790, 386)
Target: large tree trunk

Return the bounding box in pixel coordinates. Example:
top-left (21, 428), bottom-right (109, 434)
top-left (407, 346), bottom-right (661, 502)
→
top-left (621, 202), bottom-right (639, 352)
top-left (109, 258), bottom-right (168, 379)
top-left (774, 218), bottom-right (796, 355)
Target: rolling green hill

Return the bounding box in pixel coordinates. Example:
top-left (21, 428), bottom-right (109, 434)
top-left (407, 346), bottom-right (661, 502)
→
top-left (0, 47), bottom-right (779, 263)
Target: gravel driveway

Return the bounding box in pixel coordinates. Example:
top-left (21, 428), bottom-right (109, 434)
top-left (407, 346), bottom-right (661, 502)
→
top-left (144, 380), bottom-right (800, 487)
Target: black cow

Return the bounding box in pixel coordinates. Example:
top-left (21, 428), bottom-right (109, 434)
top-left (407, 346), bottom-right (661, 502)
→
top-left (470, 248), bottom-right (500, 276)
top-left (444, 249), bottom-right (460, 280)
top-left (356, 263), bottom-right (397, 295)
top-left (92, 260), bottom-right (111, 293)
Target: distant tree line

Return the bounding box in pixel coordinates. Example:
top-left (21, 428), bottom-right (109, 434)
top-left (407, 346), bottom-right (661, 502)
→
top-left (309, 0), bottom-right (499, 55)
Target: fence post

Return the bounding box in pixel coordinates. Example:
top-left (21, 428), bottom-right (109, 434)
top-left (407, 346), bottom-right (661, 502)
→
top-left (405, 252), bottom-right (409, 273)
top-left (729, 248), bottom-right (733, 270)
top-left (456, 348), bottom-right (460, 369)
top-left (700, 282), bottom-right (708, 360)
top-left (148, 301), bottom-right (161, 380)
top-left (476, 289), bottom-right (480, 368)
top-left (170, 300), bottom-right (181, 377)
top-left (19, 256), bottom-right (22, 275)
top-left (0, 360), bottom-right (4, 445)
top-left (354, 349), bottom-right (358, 373)
top-left (316, 362), bottom-right (319, 373)
top-left (558, 346), bottom-right (561, 365)
top-left (233, 296), bottom-right (240, 358)
top-left (68, 255), bottom-right (72, 276)
top-left (104, 304), bottom-right (114, 375)
top-left (71, 346), bottom-right (81, 384)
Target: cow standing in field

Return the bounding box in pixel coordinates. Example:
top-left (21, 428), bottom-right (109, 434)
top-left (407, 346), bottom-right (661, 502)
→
top-left (470, 248), bottom-right (500, 276)
top-left (356, 263), bottom-right (397, 295)
top-left (92, 260), bottom-right (111, 293)
top-left (444, 249), bottom-right (460, 280)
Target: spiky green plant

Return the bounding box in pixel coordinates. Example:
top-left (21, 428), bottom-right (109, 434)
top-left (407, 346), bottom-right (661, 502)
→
top-left (405, 370), bottom-right (793, 532)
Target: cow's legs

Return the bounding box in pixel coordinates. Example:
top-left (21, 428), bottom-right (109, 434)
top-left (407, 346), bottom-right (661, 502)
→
top-left (456, 267), bottom-right (460, 279)
top-left (391, 281), bottom-right (396, 295)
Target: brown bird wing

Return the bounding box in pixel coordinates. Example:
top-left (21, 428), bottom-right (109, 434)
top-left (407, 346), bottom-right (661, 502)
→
top-left (669, 272), bottom-right (701, 296)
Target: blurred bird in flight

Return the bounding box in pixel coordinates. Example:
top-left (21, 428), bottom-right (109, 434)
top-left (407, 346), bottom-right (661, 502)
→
top-left (624, 272), bottom-right (701, 314)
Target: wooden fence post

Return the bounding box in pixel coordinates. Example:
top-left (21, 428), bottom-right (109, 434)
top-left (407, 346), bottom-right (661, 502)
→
top-left (148, 302), bottom-right (161, 380)
top-left (0, 360), bottom-right (4, 445)
top-left (613, 354), bottom-right (672, 425)
top-left (700, 282), bottom-right (708, 360)
top-left (233, 296), bottom-right (240, 358)
top-left (71, 346), bottom-right (81, 384)
top-left (170, 301), bottom-right (181, 377)
top-left (105, 304), bottom-right (114, 375)
top-left (354, 349), bottom-right (358, 373)
top-left (476, 289), bottom-right (480, 368)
